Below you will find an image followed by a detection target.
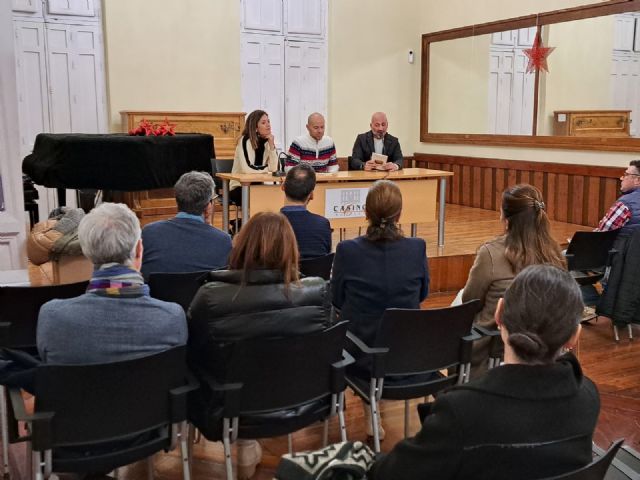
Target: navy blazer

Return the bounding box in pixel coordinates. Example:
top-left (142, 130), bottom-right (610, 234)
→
top-left (349, 131), bottom-right (404, 170)
top-left (331, 236), bottom-right (429, 347)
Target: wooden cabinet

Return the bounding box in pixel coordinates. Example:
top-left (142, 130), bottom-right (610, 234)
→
top-left (120, 111), bottom-right (245, 159)
top-left (553, 110), bottom-right (631, 137)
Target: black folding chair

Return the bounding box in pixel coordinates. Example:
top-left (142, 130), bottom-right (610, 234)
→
top-left (541, 439), bottom-right (623, 480)
top-left (299, 252), bottom-right (335, 280)
top-left (565, 230), bottom-right (619, 288)
top-left (345, 300), bottom-right (481, 452)
top-left (195, 321), bottom-right (352, 480)
top-left (8, 346), bottom-right (197, 479)
top-left (0, 281), bottom-right (88, 476)
top-left (148, 271), bottom-right (209, 312)
top-left (214, 159), bottom-right (240, 232)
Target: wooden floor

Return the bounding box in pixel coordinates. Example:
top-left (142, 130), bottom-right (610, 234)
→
top-left (14, 204), bottom-right (638, 479)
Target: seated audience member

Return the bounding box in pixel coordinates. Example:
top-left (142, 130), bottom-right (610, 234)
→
top-left (369, 265), bottom-right (600, 480)
top-left (37, 202), bottom-right (187, 364)
top-left (595, 160), bottom-right (640, 231)
top-left (188, 212), bottom-right (333, 479)
top-left (332, 180), bottom-right (429, 438)
top-left (141, 171), bottom-right (231, 280)
top-left (462, 184), bottom-right (565, 373)
top-left (230, 109), bottom-right (279, 206)
top-left (287, 112), bottom-right (338, 173)
top-left (280, 164), bottom-right (332, 259)
top-left (349, 112), bottom-right (403, 171)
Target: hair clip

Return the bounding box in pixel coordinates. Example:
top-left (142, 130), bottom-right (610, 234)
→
top-left (534, 201), bottom-right (545, 211)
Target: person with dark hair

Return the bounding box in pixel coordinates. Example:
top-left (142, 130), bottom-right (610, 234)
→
top-left (596, 160), bottom-right (640, 231)
top-left (280, 163), bottom-right (331, 259)
top-left (331, 180), bottom-right (429, 438)
top-left (462, 183), bottom-right (565, 372)
top-left (369, 264), bottom-right (600, 480)
top-left (188, 212), bottom-right (333, 479)
top-left (230, 109), bottom-right (279, 206)
top-left (140, 171), bottom-right (232, 280)
top-left (350, 112), bottom-right (403, 171)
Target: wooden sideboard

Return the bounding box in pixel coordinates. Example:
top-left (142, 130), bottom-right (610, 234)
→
top-left (553, 110), bottom-right (631, 137)
top-left (120, 111), bottom-right (245, 158)
top-left (116, 111), bottom-right (245, 225)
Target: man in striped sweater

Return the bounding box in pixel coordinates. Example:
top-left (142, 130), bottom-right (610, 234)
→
top-left (287, 112), bottom-right (339, 173)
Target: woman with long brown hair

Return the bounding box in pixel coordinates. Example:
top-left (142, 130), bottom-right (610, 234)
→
top-left (188, 212), bottom-right (332, 479)
top-left (230, 110), bottom-right (279, 206)
top-left (462, 184), bottom-right (565, 372)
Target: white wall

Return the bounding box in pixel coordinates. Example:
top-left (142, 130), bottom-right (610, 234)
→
top-left (103, 0), bottom-right (243, 132)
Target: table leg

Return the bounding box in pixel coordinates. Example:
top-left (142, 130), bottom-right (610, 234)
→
top-left (438, 177), bottom-right (447, 247)
top-left (411, 224), bottom-right (417, 237)
top-left (222, 180), bottom-right (229, 231)
top-left (241, 185), bottom-right (250, 226)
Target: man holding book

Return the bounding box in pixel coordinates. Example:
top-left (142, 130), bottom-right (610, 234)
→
top-left (349, 112), bottom-right (403, 171)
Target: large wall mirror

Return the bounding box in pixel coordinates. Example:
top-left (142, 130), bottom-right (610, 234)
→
top-left (421, 0), bottom-right (640, 152)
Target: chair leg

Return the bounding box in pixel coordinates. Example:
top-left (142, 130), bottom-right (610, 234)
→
top-left (0, 387), bottom-right (8, 478)
top-left (287, 434), bottom-right (293, 455)
top-left (338, 394), bottom-right (347, 443)
top-left (146, 454), bottom-right (154, 480)
top-left (322, 420), bottom-right (329, 447)
top-left (179, 422), bottom-right (191, 480)
top-left (32, 450), bottom-right (43, 480)
top-left (370, 398), bottom-right (381, 453)
top-left (614, 324), bottom-right (620, 342)
top-left (404, 400), bottom-right (410, 438)
top-left (628, 324), bottom-right (634, 340)
top-left (222, 419), bottom-right (233, 480)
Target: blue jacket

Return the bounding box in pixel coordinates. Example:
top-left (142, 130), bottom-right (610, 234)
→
top-left (331, 236), bottom-right (429, 347)
top-left (281, 206), bottom-right (332, 259)
top-left (618, 187), bottom-right (640, 230)
top-left (141, 216), bottom-right (232, 280)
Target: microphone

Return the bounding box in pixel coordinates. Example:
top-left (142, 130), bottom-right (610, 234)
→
top-left (273, 151), bottom-right (289, 177)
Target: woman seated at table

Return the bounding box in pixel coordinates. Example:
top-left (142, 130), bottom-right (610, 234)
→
top-left (230, 109), bottom-right (279, 206)
top-left (331, 179), bottom-right (429, 438)
top-left (187, 212), bottom-right (333, 479)
top-left (369, 264), bottom-right (600, 480)
top-left (462, 183), bottom-right (565, 373)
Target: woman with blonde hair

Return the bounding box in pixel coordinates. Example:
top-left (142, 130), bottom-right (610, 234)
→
top-left (462, 183), bottom-right (565, 372)
top-left (188, 212), bottom-right (333, 478)
top-left (332, 179), bottom-right (429, 439)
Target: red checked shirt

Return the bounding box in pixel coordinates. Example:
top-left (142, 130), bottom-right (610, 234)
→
top-left (596, 201), bottom-right (632, 231)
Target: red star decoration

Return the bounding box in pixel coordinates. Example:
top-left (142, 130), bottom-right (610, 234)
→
top-left (523, 32), bottom-right (555, 73)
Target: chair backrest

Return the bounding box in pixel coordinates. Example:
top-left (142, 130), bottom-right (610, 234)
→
top-left (148, 270), bottom-right (209, 312)
top-left (542, 439), bottom-right (624, 480)
top-left (566, 230), bottom-right (619, 271)
top-left (214, 159), bottom-right (234, 192)
top-left (222, 321), bottom-right (349, 413)
top-left (33, 345), bottom-right (188, 448)
top-left (0, 281), bottom-right (89, 349)
top-left (376, 300), bottom-right (480, 375)
top-left (299, 252), bottom-right (335, 280)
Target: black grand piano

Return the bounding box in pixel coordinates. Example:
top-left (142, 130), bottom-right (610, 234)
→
top-left (22, 133), bottom-right (214, 213)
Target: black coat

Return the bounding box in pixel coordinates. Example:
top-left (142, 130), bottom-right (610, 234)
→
top-left (186, 269), bottom-right (333, 438)
top-left (369, 354), bottom-right (600, 480)
top-left (597, 226), bottom-right (640, 326)
top-left (349, 131), bottom-right (403, 170)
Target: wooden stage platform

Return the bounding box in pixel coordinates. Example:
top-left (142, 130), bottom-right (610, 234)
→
top-left (19, 204), bottom-right (637, 480)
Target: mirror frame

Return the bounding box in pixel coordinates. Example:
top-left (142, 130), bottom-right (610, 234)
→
top-left (420, 0), bottom-right (640, 152)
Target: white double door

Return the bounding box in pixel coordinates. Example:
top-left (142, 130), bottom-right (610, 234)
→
top-left (14, 19), bottom-right (107, 218)
top-left (241, 34), bottom-right (327, 152)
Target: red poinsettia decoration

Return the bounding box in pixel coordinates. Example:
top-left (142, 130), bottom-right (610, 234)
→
top-left (128, 117), bottom-right (176, 136)
top-left (524, 32), bottom-right (555, 74)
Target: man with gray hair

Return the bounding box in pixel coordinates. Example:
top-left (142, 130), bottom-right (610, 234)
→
top-left (37, 202), bottom-right (187, 364)
top-left (141, 171), bottom-right (232, 279)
